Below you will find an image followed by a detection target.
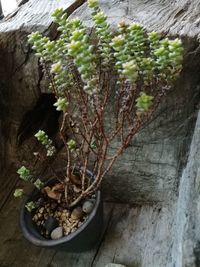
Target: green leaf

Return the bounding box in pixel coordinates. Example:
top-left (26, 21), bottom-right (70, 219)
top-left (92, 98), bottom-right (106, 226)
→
top-left (136, 92), bottom-right (154, 111)
top-left (88, 0), bottom-right (98, 9)
top-left (34, 179), bottom-right (44, 190)
top-left (34, 130), bottom-right (46, 141)
top-left (25, 201), bottom-right (36, 212)
top-left (17, 166), bottom-right (31, 181)
top-left (14, 188), bottom-right (24, 198)
top-left (51, 8), bottom-right (63, 18)
top-left (50, 62), bottom-right (62, 74)
top-left (122, 60), bottom-right (138, 82)
top-left (53, 97), bottom-right (68, 111)
top-left (67, 139), bottom-right (76, 151)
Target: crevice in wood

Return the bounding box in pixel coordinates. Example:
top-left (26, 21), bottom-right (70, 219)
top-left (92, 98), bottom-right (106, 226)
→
top-left (12, 44), bottom-right (31, 76)
top-left (0, 168), bottom-right (19, 211)
top-left (46, 251), bottom-right (58, 267)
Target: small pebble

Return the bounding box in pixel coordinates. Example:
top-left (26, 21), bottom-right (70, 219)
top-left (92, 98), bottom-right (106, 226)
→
top-left (63, 225), bottom-right (70, 232)
top-left (51, 227), bottom-right (63, 240)
top-left (71, 227), bottom-right (77, 233)
top-left (82, 200), bottom-right (94, 214)
top-left (71, 207), bottom-right (83, 220)
top-left (44, 216), bottom-right (59, 233)
top-left (78, 221), bottom-right (84, 227)
top-left (39, 207), bottom-right (44, 214)
top-left (38, 213), bottom-right (42, 219)
top-left (64, 229), bottom-right (71, 235)
top-left (32, 215), bottom-right (38, 221)
top-left (61, 214), bottom-right (66, 220)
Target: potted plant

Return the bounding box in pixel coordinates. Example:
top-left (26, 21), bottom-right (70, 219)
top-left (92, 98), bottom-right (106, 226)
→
top-left (14, 0), bottom-right (183, 251)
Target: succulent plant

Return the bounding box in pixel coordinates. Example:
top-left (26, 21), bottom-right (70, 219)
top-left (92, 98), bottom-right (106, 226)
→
top-left (17, 166), bottom-right (32, 181)
top-left (35, 130), bottom-right (56, 157)
top-left (14, 188), bottom-right (24, 198)
top-left (17, 0), bottom-right (183, 209)
top-left (25, 201), bottom-right (36, 212)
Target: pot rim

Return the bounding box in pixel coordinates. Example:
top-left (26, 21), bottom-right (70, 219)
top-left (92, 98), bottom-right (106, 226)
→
top-left (20, 169), bottom-right (101, 247)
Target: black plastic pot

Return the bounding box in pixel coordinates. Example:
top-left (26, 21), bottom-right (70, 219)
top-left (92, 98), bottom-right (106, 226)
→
top-left (20, 173), bottom-right (103, 252)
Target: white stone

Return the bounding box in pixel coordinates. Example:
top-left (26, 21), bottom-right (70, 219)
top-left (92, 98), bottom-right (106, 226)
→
top-left (50, 226), bottom-right (63, 240)
top-left (82, 200), bottom-right (94, 214)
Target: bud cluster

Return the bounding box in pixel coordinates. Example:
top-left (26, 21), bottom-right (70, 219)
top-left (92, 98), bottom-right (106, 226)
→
top-left (88, 0), bottom-right (113, 67)
top-left (150, 36), bottom-right (183, 81)
top-left (68, 23), bottom-right (97, 93)
top-left (67, 139), bottom-right (76, 152)
top-left (53, 97), bottom-right (68, 111)
top-left (35, 130), bottom-right (56, 157)
top-left (136, 92), bottom-right (154, 111)
top-left (111, 23), bottom-right (146, 82)
top-left (15, 166), bottom-right (44, 212)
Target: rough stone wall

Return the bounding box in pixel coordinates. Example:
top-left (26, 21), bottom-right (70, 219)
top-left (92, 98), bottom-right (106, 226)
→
top-left (171, 111), bottom-right (200, 267)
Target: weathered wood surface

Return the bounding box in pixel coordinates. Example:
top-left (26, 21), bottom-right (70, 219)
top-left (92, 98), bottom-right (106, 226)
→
top-left (0, 166), bottom-right (18, 210)
top-left (0, 0), bottom-right (85, 32)
top-left (170, 111), bottom-right (200, 267)
top-left (72, 0), bottom-right (200, 38)
top-left (0, 185), bottom-right (174, 267)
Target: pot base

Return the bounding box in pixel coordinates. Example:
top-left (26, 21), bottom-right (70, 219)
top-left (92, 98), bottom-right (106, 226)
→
top-left (20, 177), bottom-right (103, 252)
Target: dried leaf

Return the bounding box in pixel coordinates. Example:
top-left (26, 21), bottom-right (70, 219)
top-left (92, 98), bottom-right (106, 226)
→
top-left (52, 183), bottom-right (64, 192)
top-left (43, 186), bottom-right (62, 201)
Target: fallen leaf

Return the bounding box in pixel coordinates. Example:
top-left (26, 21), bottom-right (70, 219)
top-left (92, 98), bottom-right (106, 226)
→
top-left (52, 183), bottom-right (64, 192)
top-left (43, 186), bottom-right (62, 201)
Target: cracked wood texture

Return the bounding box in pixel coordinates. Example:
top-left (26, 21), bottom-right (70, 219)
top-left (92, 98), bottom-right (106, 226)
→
top-left (0, 0), bottom-right (200, 266)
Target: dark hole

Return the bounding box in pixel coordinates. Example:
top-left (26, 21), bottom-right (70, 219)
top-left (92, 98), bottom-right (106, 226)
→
top-left (17, 93), bottom-right (61, 146)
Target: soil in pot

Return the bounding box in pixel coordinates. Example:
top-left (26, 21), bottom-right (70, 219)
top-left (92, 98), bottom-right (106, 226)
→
top-left (20, 175), bottom-right (103, 251)
top-left (31, 182), bottom-right (96, 239)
